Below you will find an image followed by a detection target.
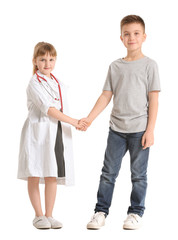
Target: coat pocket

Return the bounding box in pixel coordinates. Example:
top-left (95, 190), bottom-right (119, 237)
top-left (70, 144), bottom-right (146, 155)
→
top-left (31, 122), bottom-right (50, 144)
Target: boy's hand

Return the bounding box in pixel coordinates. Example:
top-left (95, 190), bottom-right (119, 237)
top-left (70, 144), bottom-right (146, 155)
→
top-left (72, 119), bottom-right (87, 130)
top-left (142, 131), bottom-right (154, 149)
top-left (77, 117), bottom-right (91, 131)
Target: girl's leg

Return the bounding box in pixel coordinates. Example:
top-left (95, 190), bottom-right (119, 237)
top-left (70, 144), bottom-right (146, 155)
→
top-left (44, 177), bottom-right (57, 217)
top-left (28, 177), bottom-right (43, 217)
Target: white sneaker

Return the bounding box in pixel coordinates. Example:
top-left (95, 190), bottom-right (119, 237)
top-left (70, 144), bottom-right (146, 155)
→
top-left (87, 212), bottom-right (106, 229)
top-left (33, 216), bottom-right (51, 229)
top-left (123, 213), bottom-right (142, 230)
top-left (47, 217), bottom-right (63, 229)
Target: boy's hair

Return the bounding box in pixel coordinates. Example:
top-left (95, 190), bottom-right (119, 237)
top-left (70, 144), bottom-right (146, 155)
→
top-left (32, 42), bottom-right (57, 74)
top-left (120, 15), bottom-right (145, 33)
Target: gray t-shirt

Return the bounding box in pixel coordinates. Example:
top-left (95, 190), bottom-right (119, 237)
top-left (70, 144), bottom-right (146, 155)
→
top-left (103, 56), bottom-right (161, 133)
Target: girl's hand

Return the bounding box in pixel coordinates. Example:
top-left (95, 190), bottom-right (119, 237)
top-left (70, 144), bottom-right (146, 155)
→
top-left (142, 130), bottom-right (154, 149)
top-left (71, 119), bottom-right (88, 130)
top-left (77, 118), bottom-right (91, 131)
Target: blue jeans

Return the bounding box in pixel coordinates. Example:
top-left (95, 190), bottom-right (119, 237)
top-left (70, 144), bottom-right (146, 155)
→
top-left (94, 128), bottom-right (149, 217)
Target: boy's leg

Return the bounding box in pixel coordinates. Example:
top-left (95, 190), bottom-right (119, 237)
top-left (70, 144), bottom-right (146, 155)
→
top-left (128, 131), bottom-right (150, 217)
top-left (94, 128), bottom-right (128, 215)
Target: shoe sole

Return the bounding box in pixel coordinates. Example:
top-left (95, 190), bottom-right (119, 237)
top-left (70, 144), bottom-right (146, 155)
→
top-left (87, 227), bottom-right (101, 230)
top-left (123, 225), bottom-right (141, 230)
top-left (87, 223), bottom-right (105, 230)
top-left (33, 223), bottom-right (51, 229)
top-left (34, 226), bottom-right (51, 230)
top-left (51, 226), bottom-right (63, 229)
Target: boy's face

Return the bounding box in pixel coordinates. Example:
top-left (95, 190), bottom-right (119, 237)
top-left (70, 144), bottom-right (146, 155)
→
top-left (120, 23), bottom-right (146, 52)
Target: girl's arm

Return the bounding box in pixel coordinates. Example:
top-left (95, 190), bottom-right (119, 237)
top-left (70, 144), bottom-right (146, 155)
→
top-left (142, 91), bottom-right (159, 149)
top-left (47, 107), bottom-right (85, 129)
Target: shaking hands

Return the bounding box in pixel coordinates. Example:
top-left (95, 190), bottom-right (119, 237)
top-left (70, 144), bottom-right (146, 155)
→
top-left (76, 117), bottom-right (91, 131)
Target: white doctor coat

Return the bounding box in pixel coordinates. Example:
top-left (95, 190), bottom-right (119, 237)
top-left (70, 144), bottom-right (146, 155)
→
top-left (17, 71), bottom-right (74, 185)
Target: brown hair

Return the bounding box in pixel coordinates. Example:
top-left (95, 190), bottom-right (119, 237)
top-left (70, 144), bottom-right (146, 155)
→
top-left (120, 15), bottom-right (145, 33)
top-left (32, 42), bottom-right (57, 74)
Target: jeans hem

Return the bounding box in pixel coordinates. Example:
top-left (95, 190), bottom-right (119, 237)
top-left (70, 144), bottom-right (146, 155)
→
top-left (127, 211), bottom-right (143, 217)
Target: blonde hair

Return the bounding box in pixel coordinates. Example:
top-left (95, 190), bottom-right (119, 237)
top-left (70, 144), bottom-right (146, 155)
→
top-left (32, 42), bottom-right (57, 74)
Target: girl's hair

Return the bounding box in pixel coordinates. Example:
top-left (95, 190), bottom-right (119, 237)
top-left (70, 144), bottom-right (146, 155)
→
top-left (32, 42), bottom-right (57, 74)
top-left (120, 15), bottom-right (145, 33)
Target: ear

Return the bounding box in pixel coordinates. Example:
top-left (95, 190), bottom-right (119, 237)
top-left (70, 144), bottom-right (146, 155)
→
top-left (143, 33), bottom-right (147, 42)
top-left (33, 58), bottom-right (37, 66)
top-left (120, 35), bottom-right (123, 42)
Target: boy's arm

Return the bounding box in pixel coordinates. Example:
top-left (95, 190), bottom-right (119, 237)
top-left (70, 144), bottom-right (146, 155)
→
top-left (79, 90), bottom-right (113, 127)
top-left (142, 91), bottom-right (159, 149)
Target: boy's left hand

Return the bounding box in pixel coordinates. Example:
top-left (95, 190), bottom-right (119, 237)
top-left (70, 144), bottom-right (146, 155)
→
top-left (142, 131), bottom-right (154, 149)
top-left (76, 118), bottom-right (91, 131)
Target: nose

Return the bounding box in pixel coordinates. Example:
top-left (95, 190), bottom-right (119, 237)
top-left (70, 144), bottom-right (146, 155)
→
top-left (45, 60), bottom-right (50, 67)
top-left (129, 33), bottom-right (135, 41)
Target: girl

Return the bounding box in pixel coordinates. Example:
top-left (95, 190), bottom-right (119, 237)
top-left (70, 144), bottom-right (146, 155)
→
top-left (17, 42), bottom-right (85, 229)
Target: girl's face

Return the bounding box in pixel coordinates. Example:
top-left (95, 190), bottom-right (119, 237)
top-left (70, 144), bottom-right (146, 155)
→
top-left (34, 53), bottom-right (56, 78)
top-left (120, 23), bottom-right (146, 52)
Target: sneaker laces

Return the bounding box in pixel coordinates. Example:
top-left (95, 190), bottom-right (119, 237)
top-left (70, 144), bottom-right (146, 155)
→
top-left (125, 214), bottom-right (140, 223)
top-left (90, 212), bottom-right (105, 223)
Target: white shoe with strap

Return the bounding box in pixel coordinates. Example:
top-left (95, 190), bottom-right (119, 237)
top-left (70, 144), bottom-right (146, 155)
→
top-left (33, 216), bottom-right (51, 229)
top-left (87, 212), bottom-right (106, 229)
top-left (47, 217), bottom-right (63, 229)
top-left (123, 213), bottom-right (142, 230)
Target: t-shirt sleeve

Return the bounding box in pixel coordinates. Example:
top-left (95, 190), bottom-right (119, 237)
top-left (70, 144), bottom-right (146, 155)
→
top-left (147, 60), bottom-right (161, 92)
top-left (27, 79), bottom-right (57, 115)
top-left (103, 66), bottom-right (113, 92)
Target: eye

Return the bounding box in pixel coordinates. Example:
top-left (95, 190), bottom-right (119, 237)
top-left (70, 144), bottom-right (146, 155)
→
top-left (124, 33), bottom-right (129, 36)
top-left (40, 59), bottom-right (45, 61)
top-left (50, 58), bottom-right (55, 61)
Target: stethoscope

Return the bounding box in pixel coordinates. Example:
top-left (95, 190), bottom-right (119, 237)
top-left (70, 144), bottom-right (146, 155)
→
top-left (35, 71), bottom-right (63, 112)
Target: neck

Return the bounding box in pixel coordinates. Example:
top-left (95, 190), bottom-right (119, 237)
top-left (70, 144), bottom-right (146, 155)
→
top-left (124, 50), bottom-right (144, 61)
top-left (40, 72), bottom-right (52, 79)
top-left (46, 74), bottom-right (52, 79)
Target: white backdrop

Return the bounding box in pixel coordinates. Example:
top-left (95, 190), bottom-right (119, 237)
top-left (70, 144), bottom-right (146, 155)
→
top-left (0, 0), bottom-right (177, 239)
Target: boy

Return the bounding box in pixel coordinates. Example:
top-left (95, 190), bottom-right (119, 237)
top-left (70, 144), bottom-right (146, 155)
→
top-left (80, 15), bottom-right (160, 230)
